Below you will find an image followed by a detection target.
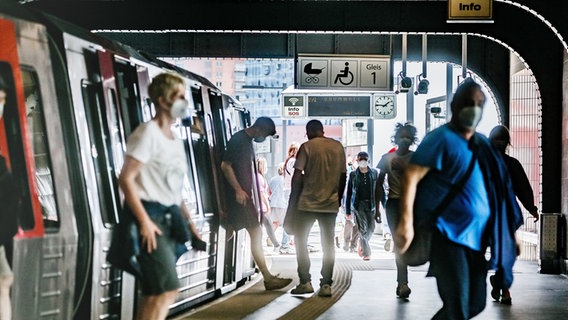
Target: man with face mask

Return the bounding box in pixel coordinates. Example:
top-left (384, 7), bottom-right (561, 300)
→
top-left (396, 79), bottom-right (523, 319)
top-left (376, 122), bottom-right (418, 298)
top-left (221, 116), bottom-right (293, 291)
top-left (345, 151), bottom-right (381, 261)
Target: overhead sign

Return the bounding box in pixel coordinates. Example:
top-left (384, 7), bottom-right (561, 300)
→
top-left (307, 95), bottom-right (371, 117)
top-left (448, 0), bottom-right (493, 21)
top-left (297, 54), bottom-right (390, 91)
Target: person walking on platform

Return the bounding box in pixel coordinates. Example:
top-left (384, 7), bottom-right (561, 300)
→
top-left (345, 151), bottom-right (381, 261)
top-left (488, 124), bottom-right (538, 305)
top-left (118, 73), bottom-right (205, 320)
top-left (289, 120), bottom-right (346, 297)
top-left (376, 122), bottom-right (418, 298)
top-left (396, 79), bottom-right (523, 319)
top-left (280, 143), bottom-right (299, 255)
top-left (268, 163), bottom-right (287, 249)
top-left (255, 156), bottom-right (280, 251)
top-left (221, 117), bottom-right (292, 290)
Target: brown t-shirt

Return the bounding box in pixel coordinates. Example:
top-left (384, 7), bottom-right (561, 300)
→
top-left (294, 137), bottom-right (346, 212)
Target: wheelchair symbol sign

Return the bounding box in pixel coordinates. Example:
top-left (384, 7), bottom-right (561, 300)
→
top-left (331, 60), bottom-right (358, 87)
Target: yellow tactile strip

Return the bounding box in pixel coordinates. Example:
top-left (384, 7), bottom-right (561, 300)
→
top-left (277, 261), bottom-right (374, 320)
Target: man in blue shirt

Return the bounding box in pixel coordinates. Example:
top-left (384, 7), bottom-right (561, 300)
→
top-left (396, 79), bottom-right (522, 319)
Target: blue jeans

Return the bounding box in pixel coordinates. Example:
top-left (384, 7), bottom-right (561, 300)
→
top-left (353, 201), bottom-right (375, 257)
top-left (429, 229), bottom-right (487, 320)
top-left (294, 210), bottom-right (337, 286)
top-left (385, 198), bottom-right (408, 284)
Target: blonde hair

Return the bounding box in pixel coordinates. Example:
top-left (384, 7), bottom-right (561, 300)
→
top-left (256, 156), bottom-right (267, 176)
top-left (148, 73), bottom-right (185, 105)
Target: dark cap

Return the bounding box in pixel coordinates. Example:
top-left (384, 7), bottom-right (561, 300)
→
top-left (254, 116), bottom-right (276, 136)
top-left (357, 151), bottom-right (369, 160)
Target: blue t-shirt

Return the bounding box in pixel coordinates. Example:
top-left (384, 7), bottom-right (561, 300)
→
top-left (411, 124), bottom-right (490, 251)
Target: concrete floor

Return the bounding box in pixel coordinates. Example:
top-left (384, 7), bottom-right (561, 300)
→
top-left (176, 230), bottom-right (568, 320)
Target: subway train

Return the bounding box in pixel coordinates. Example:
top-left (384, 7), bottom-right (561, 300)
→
top-left (0, 2), bottom-right (259, 319)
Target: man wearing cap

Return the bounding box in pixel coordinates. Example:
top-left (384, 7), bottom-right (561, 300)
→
top-left (221, 116), bottom-right (292, 291)
top-left (345, 151), bottom-right (381, 261)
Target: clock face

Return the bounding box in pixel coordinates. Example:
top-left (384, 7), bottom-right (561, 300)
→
top-left (374, 95), bottom-right (395, 118)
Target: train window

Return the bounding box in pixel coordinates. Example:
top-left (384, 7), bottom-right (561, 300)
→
top-left (0, 63), bottom-right (35, 230)
top-left (21, 69), bottom-right (60, 229)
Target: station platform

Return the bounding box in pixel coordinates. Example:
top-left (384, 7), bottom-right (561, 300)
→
top-left (173, 230), bottom-right (568, 320)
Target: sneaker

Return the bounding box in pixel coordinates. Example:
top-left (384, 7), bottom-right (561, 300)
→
top-left (489, 275), bottom-right (500, 302)
top-left (343, 244), bottom-right (349, 252)
top-left (266, 238), bottom-right (273, 247)
top-left (500, 289), bottom-right (512, 305)
top-left (317, 284), bottom-right (332, 297)
top-left (291, 282), bottom-right (314, 294)
top-left (264, 274), bottom-right (292, 290)
top-left (279, 247), bottom-right (294, 255)
top-left (396, 283), bottom-right (411, 299)
top-left (363, 256), bottom-right (370, 261)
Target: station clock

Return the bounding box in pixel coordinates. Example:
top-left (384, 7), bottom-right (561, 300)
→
top-left (374, 94), bottom-right (396, 119)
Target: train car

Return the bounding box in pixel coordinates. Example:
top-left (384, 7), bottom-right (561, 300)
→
top-left (0, 2), bottom-right (256, 319)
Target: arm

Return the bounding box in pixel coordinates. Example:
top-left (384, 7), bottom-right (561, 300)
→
top-left (345, 172), bottom-right (353, 215)
top-left (509, 158), bottom-right (539, 222)
top-left (395, 163), bottom-right (430, 254)
top-left (180, 202), bottom-right (202, 241)
top-left (338, 171), bottom-right (347, 208)
top-left (375, 171), bottom-right (386, 221)
top-left (118, 155), bottom-right (162, 253)
top-left (221, 160), bottom-right (250, 206)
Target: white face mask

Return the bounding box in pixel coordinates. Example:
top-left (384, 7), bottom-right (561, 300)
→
top-left (358, 160), bottom-right (368, 168)
top-left (458, 106), bottom-right (483, 130)
top-left (170, 99), bottom-right (190, 118)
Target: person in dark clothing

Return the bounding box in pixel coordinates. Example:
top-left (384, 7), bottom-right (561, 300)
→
top-left (397, 79), bottom-right (523, 319)
top-left (221, 117), bottom-right (292, 291)
top-left (488, 124), bottom-right (538, 305)
top-left (345, 151), bottom-right (381, 261)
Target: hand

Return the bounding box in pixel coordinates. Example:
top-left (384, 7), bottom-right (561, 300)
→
top-left (531, 210), bottom-right (539, 223)
top-left (235, 189), bottom-right (250, 206)
top-left (394, 219), bottom-right (414, 254)
top-left (374, 214), bottom-right (382, 224)
top-left (139, 219), bottom-right (162, 253)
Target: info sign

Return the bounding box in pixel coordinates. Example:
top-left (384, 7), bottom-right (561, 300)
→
top-left (297, 54), bottom-right (390, 91)
top-left (282, 95), bottom-right (305, 118)
top-left (448, 0), bottom-right (493, 21)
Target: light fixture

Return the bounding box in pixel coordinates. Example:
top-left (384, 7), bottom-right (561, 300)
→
top-left (414, 74), bottom-right (429, 95)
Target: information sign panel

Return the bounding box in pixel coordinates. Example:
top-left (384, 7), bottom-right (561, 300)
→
top-left (307, 95), bottom-right (371, 117)
top-left (298, 54), bottom-right (390, 91)
top-left (282, 95), bottom-right (305, 118)
top-left (448, 0), bottom-right (493, 21)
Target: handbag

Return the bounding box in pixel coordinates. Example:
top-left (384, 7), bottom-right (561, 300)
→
top-left (401, 146), bottom-right (478, 266)
top-left (283, 203), bottom-right (300, 235)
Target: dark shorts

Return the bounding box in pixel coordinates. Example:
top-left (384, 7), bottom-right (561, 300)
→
top-left (137, 208), bottom-right (180, 295)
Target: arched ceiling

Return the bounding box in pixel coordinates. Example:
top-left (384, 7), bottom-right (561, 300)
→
top-left (23, 0), bottom-right (568, 212)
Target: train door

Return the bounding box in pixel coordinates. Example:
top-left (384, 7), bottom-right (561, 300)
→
top-left (1, 16), bottom-right (78, 320)
top-left (208, 91), bottom-right (256, 287)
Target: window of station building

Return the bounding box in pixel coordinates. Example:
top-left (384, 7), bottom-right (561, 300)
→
top-left (22, 68), bottom-right (60, 229)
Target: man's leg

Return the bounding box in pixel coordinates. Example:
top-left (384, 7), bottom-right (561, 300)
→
top-left (247, 224), bottom-right (272, 279)
top-left (430, 231), bottom-right (471, 320)
top-left (136, 290), bottom-right (178, 320)
top-left (318, 212), bottom-right (337, 286)
top-left (294, 212), bottom-right (315, 284)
